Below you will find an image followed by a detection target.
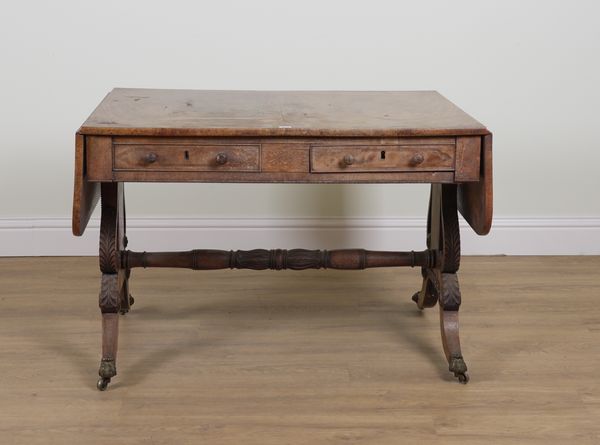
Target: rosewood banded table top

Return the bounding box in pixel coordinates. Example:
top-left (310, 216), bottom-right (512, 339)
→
top-left (73, 89), bottom-right (493, 390)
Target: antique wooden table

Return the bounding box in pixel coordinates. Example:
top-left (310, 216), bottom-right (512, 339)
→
top-left (73, 89), bottom-right (492, 390)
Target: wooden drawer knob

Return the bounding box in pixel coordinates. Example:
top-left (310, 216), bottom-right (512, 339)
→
top-left (215, 152), bottom-right (228, 165)
top-left (144, 152), bottom-right (158, 164)
top-left (343, 154), bottom-right (354, 166)
top-left (410, 153), bottom-right (425, 165)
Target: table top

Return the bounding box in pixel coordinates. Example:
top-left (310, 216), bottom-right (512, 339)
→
top-left (80, 88), bottom-right (488, 138)
top-left (74, 89), bottom-right (493, 237)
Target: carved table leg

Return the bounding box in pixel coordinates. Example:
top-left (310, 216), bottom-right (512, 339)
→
top-left (440, 274), bottom-right (468, 383)
top-left (438, 184), bottom-right (468, 383)
top-left (118, 194), bottom-right (134, 315)
top-left (97, 183), bottom-right (128, 391)
top-left (119, 269), bottom-right (133, 314)
top-left (412, 187), bottom-right (440, 309)
top-left (412, 184), bottom-right (469, 383)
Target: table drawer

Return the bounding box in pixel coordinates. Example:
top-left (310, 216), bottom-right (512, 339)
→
top-left (114, 144), bottom-right (260, 172)
top-left (310, 145), bottom-right (455, 173)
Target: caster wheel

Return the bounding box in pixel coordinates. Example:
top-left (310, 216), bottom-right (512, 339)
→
top-left (411, 292), bottom-right (420, 304)
top-left (455, 373), bottom-right (469, 384)
top-left (119, 295), bottom-right (135, 315)
top-left (97, 377), bottom-right (110, 391)
top-left (411, 287), bottom-right (437, 308)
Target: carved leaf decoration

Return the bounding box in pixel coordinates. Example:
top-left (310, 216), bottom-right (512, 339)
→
top-left (99, 274), bottom-right (119, 313)
top-left (232, 249), bottom-right (271, 270)
top-left (443, 214), bottom-right (461, 273)
top-left (286, 249), bottom-right (325, 270)
top-left (99, 205), bottom-right (118, 274)
top-left (442, 185), bottom-right (461, 273)
top-left (232, 249), bottom-right (327, 270)
top-left (440, 273), bottom-right (461, 311)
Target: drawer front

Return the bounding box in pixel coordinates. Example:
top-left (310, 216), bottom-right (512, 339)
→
top-left (310, 145), bottom-right (455, 173)
top-left (114, 144), bottom-right (260, 172)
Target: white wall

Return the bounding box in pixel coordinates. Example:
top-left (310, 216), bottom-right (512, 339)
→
top-left (1, 0), bottom-right (599, 254)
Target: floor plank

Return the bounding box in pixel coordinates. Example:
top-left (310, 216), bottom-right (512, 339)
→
top-left (0, 256), bottom-right (599, 444)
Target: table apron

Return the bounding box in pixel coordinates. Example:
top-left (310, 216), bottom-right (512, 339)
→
top-left (84, 135), bottom-right (483, 184)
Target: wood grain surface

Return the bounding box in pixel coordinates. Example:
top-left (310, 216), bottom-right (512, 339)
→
top-left (71, 133), bottom-right (99, 236)
top-left (79, 89), bottom-right (489, 138)
top-left (114, 143), bottom-right (261, 172)
top-left (310, 144), bottom-right (455, 173)
top-left (1, 256), bottom-right (599, 444)
top-left (458, 134), bottom-right (493, 235)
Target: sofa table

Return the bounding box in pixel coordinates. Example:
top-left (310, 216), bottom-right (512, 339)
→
top-left (72, 88), bottom-right (492, 390)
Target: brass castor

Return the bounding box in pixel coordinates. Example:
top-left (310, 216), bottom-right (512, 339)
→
top-left (119, 295), bottom-right (135, 315)
top-left (455, 372), bottom-right (470, 384)
top-left (98, 358), bottom-right (116, 391)
top-left (449, 355), bottom-right (469, 384)
top-left (97, 377), bottom-right (110, 391)
top-left (411, 291), bottom-right (437, 307)
top-left (411, 292), bottom-right (420, 304)
top-left (411, 280), bottom-right (438, 309)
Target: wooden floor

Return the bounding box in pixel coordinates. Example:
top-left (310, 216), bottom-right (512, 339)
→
top-left (0, 257), bottom-right (599, 444)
